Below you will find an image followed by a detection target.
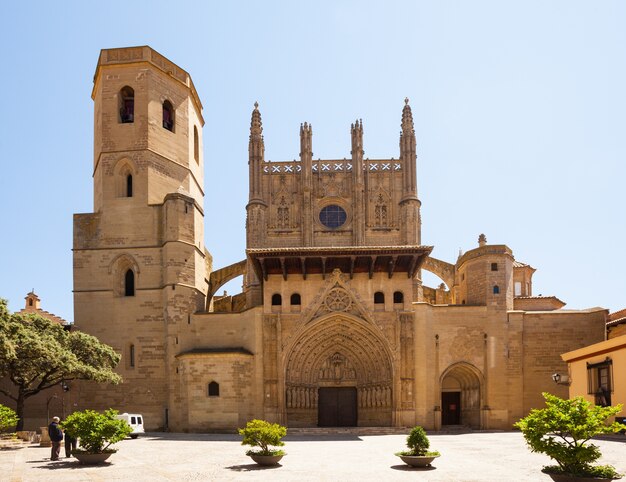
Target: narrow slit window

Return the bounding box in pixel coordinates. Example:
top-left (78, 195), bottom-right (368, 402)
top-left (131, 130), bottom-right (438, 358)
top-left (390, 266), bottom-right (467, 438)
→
top-left (493, 285), bottom-right (500, 294)
top-left (126, 174), bottom-right (133, 197)
top-left (193, 126), bottom-right (199, 163)
top-left (162, 100), bottom-right (174, 131)
top-left (129, 344), bottom-right (135, 368)
top-left (120, 86), bottom-right (134, 123)
top-left (125, 269), bottom-right (135, 296)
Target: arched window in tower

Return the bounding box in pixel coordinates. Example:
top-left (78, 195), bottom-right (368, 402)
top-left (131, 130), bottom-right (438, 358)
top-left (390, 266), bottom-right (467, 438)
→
top-left (493, 285), bottom-right (500, 295)
top-left (119, 86), bottom-right (134, 123)
top-left (374, 292), bottom-right (385, 304)
top-left (124, 269), bottom-right (135, 297)
top-left (193, 126), bottom-right (199, 163)
top-left (393, 291), bottom-right (404, 303)
top-left (271, 294), bottom-right (282, 306)
top-left (162, 100), bottom-right (174, 131)
top-left (208, 381), bottom-right (220, 397)
top-left (126, 174), bottom-right (133, 197)
top-left (290, 293), bottom-right (301, 305)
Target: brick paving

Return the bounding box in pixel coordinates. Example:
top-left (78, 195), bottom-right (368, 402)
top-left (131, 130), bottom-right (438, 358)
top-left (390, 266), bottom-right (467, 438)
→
top-left (1, 431), bottom-right (625, 481)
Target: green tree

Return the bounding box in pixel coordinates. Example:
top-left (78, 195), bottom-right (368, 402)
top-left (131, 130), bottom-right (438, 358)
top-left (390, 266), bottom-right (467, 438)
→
top-left (238, 419), bottom-right (287, 456)
top-left (0, 404), bottom-right (19, 433)
top-left (61, 409), bottom-right (132, 453)
top-left (0, 299), bottom-right (121, 431)
top-left (514, 392), bottom-right (626, 478)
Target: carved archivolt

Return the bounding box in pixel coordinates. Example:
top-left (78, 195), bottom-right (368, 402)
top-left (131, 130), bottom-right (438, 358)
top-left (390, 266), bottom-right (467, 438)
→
top-left (284, 314), bottom-right (393, 388)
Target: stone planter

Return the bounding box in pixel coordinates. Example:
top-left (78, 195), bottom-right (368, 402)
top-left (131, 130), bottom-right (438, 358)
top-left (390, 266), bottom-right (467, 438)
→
top-left (249, 454), bottom-right (284, 466)
top-left (39, 427), bottom-right (51, 447)
top-left (397, 454), bottom-right (440, 467)
top-left (546, 473), bottom-right (617, 482)
top-left (73, 452), bottom-right (114, 465)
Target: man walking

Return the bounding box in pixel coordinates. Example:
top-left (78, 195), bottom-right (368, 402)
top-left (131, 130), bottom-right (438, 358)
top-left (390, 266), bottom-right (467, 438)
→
top-left (48, 416), bottom-right (63, 461)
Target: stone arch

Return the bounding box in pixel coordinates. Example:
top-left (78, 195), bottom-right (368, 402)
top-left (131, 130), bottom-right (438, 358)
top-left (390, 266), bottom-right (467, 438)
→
top-left (439, 361), bottom-right (483, 429)
top-left (109, 253), bottom-right (140, 296)
top-left (421, 256), bottom-right (455, 292)
top-left (207, 259), bottom-right (246, 303)
top-left (283, 312), bottom-right (394, 427)
top-left (113, 158), bottom-right (137, 198)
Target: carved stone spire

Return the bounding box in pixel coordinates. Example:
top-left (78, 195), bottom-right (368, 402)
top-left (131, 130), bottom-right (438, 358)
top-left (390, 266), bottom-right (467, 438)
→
top-left (400, 98), bottom-right (417, 201)
top-left (300, 121), bottom-right (313, 245)
top-left (351, 119), bottom-right (364, 245)
top-left (401, 97), bottom-right (414, 134)
top-left (250, 101), bottom-right (263, 138)
top-left (248, 102), bottom-right (265, 204)
top-left (398, 98), bottom-right (421, 245)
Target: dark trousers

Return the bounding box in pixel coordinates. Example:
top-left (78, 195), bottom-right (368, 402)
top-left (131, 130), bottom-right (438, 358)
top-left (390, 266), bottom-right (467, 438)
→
top-left (51, 441), bottom-right (61, 460)
top-left (65, 437), bottom-right (77, 457)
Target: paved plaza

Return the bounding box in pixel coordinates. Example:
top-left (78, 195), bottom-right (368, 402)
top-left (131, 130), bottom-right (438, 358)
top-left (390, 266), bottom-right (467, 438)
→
top-left (1, 431), bottom-right (625, 481)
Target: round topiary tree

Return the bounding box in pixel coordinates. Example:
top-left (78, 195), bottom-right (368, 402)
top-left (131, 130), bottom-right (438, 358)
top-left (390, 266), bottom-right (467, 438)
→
top-left (397, 425), bottom-right (440, 457)
top-left (514, 392), bottom-right (626, 479)
top-left (238, 419), bottom-right (286, 456)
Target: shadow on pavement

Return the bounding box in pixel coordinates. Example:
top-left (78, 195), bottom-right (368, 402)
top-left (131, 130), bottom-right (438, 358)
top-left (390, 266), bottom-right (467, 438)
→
top-left (144, 433), bottom-right (239, 442)
top-left (28, 459), bottom-right (110, 470)
top-left (390, 464), bottom-right (437, 472)
top-left (226, 463), bottom-right (282, 472)
top-left (285, 434), bottom-right (362, 442)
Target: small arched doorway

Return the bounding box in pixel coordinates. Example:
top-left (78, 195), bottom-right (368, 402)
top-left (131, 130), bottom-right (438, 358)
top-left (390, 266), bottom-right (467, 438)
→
top-left (440, 362), bottom-right (482, 428)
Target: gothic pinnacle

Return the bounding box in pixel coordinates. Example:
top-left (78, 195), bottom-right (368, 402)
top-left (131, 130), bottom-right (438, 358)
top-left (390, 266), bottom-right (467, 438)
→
top-left (401, 97), bottom-right (414, 133)
top-left (250, 101), bottom-right (262, 136)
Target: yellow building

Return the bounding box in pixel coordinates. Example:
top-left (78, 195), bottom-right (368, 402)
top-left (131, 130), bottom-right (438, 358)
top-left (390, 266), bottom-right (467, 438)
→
top-left (562, 329), bottom-right (626, 425)
top-left (68, 46), bottom-right (610, 433)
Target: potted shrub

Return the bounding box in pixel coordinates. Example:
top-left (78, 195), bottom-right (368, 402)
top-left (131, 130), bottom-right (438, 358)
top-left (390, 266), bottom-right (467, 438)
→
top-left (514, 392), bottom-right (626, 482)
top-left (395, 425), bottom-right (441, 467)
top-left (61, 408), bottom-right (133, 464)
top-left (238, 419), bottom-right (287, 466)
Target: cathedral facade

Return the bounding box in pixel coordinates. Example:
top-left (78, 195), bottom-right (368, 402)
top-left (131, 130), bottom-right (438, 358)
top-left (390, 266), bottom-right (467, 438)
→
top-left (73, 46), bottom-right (607, 432)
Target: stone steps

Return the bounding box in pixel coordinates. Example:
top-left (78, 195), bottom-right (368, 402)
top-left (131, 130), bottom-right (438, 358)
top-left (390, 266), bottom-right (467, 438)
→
top-left (287, 427), bottom-right (411, 436)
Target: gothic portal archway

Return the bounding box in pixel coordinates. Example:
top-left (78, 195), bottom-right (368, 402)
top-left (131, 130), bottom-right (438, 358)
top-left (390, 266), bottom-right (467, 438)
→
top-left (440, 362), bottom-right (483, 428)
top-left (283, 313), bottom-right (394, 427)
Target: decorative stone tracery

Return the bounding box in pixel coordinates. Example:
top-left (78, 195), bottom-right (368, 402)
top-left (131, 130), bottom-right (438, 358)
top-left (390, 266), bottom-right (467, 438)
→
top-left (284, 313), bottom-right (394, 425)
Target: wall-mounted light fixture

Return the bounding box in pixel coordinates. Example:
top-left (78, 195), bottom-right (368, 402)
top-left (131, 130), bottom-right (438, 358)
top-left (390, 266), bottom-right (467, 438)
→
top-left (551, 373), bottom-right (571, 385)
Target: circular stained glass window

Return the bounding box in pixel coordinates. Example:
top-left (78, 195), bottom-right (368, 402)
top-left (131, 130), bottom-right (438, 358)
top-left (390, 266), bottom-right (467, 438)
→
top-left (319, 205), bottom-right (347, 229)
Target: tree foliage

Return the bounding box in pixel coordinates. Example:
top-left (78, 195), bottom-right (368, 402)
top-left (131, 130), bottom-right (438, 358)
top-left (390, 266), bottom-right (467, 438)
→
top-left (238, 419), bottom-right (287, 456)
top-left (514, 392), bottom-right (626, 478)
top-left (61, 409), bottom-right (132, 454)
top-left (0, 298), bottom-right (121, 430)
top-left (396, 425), bottom-right (440, 457)
top-left (406, 425), bottom-right (430, 455)
top-left (0, 404), bottom-right (19, 433)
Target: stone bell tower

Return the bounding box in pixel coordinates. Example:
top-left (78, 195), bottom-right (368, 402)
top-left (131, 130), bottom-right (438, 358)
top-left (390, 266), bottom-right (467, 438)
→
top-left (73, 46), bottom-right (209, 430)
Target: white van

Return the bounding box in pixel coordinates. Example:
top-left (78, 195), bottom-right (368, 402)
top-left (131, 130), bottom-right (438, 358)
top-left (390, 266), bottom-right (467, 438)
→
top-left (116, 413), bottom-right (145, 439)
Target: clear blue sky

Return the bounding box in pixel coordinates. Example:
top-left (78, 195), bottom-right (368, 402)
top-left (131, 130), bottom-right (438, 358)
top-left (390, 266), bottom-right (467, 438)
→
top-left (0, 1), bottom-right (624, 321)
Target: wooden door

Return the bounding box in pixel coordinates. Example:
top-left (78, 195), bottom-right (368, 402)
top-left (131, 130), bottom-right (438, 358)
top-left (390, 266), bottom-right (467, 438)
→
top-left (442, 391), bottom-right (461, 425)
top-left (318, 387), bottom-right (357, 426)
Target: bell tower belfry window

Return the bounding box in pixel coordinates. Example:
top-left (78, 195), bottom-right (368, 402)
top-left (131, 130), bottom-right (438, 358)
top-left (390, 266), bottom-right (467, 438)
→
top-left (119, 86), bottom-right (134, 123)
